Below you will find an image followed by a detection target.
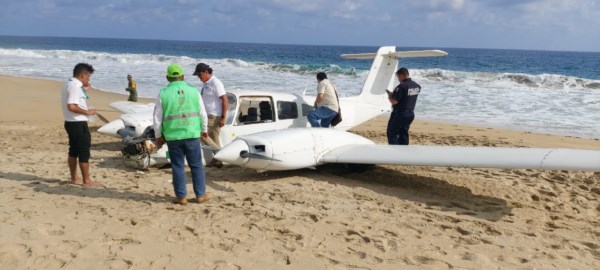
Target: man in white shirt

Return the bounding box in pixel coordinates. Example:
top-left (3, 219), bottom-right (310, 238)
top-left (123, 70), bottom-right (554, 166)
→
top-left (193, 63), bottom-right (228, 168)
top-left (61, 63), bottom-right (100, 188)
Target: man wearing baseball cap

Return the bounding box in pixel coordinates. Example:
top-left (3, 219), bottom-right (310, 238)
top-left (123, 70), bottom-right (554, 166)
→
top-left (153, 64), bottom-right (209, 205)
top-left (193, 63), bottom-right (228, 168)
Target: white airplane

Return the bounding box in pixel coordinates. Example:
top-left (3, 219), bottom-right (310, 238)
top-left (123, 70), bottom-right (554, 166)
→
top-left (99, 46), bottom-right (600, 172)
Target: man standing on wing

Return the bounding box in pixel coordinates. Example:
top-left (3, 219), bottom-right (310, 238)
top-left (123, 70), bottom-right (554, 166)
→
top-left (153, 64), bottom-right (209, 205)
top-left (387, 67), bottom-right (421, 145)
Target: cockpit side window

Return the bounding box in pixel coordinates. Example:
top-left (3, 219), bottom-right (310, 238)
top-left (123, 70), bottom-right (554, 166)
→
top-left (258, 101), bottom-right (274, 121)
top-left (235, 96), bottom-right (274, 125)
top-left (301, 103), bottom-right (314, 117)
top-left (277, 101), bottom-right (298, 120)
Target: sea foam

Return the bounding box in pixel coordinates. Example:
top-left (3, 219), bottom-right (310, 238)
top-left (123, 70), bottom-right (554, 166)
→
top-left (1, 47), bottom-right (599, 139)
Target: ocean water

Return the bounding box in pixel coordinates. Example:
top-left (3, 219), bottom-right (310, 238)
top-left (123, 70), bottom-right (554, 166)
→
top-left (1, 36), bottom-right (599, 139)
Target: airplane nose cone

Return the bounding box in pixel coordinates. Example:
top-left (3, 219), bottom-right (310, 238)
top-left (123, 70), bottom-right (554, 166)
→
top-left (214, 139), bottom-right (249, 166)
top-left (98, 119), bottom-right (125, 137)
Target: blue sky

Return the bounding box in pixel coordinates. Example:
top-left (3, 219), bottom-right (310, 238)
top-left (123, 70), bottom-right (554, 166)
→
top-left (1, 0), bottom-right (599, 52)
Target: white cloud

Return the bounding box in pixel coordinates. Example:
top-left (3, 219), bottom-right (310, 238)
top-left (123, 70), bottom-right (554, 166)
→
top-left (0, 0), bottom-right (599, 51)
top-left (343, 0), bottom-right (361, 11)
top-left (409, 0), bottom-right (465, 11)
top-left (176, 0), bottom-right (203, 4)
top-left (260, 0), bottom-right (324, 13)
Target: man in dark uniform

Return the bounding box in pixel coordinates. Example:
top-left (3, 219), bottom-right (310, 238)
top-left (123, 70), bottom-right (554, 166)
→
top-left (387, 67), bottom-right (421, 145)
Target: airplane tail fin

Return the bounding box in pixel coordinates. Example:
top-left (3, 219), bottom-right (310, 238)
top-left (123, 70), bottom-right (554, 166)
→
top-left (342, 46), bottom-right (397, 101)
top-left (341, 47), bottom-right (448, 103)
top-left (334, 47), bottom-right (447, 130)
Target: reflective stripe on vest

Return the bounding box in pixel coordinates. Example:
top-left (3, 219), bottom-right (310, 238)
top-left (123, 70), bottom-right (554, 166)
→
top-left (164, 112), bottom-right (201, 121)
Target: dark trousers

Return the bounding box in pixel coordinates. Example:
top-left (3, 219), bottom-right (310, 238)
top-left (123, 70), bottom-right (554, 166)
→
top-left (387, 110), bottom-right (415, 145)
top-left (64, 121), bottom-right (91, 162)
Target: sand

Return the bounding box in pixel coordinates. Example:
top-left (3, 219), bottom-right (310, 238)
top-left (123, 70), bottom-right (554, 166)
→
top-left (1, 75), bottom-right (599, 269)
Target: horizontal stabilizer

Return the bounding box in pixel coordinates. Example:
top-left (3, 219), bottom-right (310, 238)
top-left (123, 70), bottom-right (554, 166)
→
top-left (322, 145), bottom-right (600, 171)
top-left (340, 53), bottom-right (377, 60)
top-left (341, 50), bottom-right (448, 60)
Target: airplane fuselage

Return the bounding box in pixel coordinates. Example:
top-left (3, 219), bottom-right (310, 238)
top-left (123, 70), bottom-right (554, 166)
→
top-left (217, 89), bottom-right (390, 147)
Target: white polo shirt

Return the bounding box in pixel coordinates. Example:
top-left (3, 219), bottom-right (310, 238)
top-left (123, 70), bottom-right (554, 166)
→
top-left (61, 78), bottom-right (89, 122)
top-left (200, 76), bottom-right (226, 117)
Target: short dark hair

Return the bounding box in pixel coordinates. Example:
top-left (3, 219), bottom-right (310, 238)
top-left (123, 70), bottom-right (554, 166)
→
top-left (73, 63), bottom-right (94, 77)
top-left (193, 63), bottom-right (213, 75)
top-left (316, 72), bottom-right (327, 81)
top-left (396, 67), bottom-right (409, 76)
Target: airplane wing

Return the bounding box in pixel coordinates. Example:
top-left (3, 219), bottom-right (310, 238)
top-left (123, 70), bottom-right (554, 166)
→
top-left (321, 145), bottom-right (600, 171)
top-left (109, 101), bottom-right (155, 114)
top-left (214, 128), bottom-right (600, 172)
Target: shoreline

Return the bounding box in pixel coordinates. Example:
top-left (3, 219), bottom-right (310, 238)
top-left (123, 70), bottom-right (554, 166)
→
top-left (0, 75), bottom-right (153, 124)
top-left (0, 73), bottom-right (158, 97)
top-left (1, 74), bottom-right (599, 268)
top-left (417, 117), bottom-right (600, 142)
top-left (2, 74), bottom-right (598, 144)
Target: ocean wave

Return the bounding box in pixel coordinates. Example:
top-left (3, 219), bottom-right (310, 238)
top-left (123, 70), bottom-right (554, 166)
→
top-left (414, 69), bottom-right (600, 90)
top-left (585, 82), bottom-right (600, 89)
top-left (583, 98), bottom-right (600, 104)
top-left (259, 62), bottom-right (365, 76)
top-left (0, 48), bottom-right (363, 76)
top-left (223, 58), bottom-right (251, 67)
top-left (2, 47), bottom-right (599, 92)
top-left (0, 48), bottom-right (197, 65)
top-left (0, 48), bottom-right (48, 58)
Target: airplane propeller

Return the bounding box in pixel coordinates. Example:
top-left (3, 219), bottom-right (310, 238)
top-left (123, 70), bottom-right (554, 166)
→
top-left (96, 113), bottom-right (109, 124)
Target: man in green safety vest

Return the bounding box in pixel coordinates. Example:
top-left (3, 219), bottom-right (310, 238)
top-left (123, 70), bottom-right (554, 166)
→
top-left (153, 64), bottom-right (209, 205)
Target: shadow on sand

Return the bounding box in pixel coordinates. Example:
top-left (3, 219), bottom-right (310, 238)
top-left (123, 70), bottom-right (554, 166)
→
top-left (208, 164), bottom-right (511, 222)
top-left (0, 171), bottom-right (167, 203)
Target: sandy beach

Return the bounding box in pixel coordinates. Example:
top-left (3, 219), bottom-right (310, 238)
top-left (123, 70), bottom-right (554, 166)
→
top-left (1, 75), bottom-right (599, 269)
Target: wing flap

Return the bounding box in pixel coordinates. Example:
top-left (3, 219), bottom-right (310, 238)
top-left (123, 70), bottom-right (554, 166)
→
top-left (321, 145), bottom-right (600, 171)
